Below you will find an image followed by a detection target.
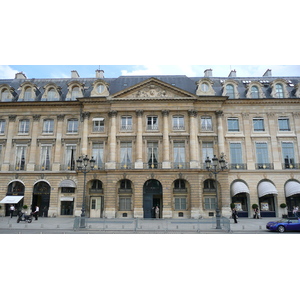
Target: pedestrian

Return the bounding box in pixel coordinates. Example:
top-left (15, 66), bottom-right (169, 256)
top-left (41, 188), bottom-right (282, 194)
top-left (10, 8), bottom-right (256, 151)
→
top-left (9, 205), bottom-right (15, 218)
top-left (155, 206), bottom-right (159, 219)
top-left (254, 207), bottom-right (259, 219)
top-left (151, 206), bottom-right (155, 218)
top-left (295, 206), bottom-right (299, 218)
top-left (232, 208), bottom-right (238, 223)
top-left (32, 205), bottom-right (39, 220)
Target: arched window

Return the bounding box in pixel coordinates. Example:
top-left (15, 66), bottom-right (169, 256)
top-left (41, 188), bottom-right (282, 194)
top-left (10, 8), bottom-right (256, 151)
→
top-left (71, 86), bottom-right (79, 100)
top-left (47, 88), bottom-right (56, 101)
top-left (251, 86), bottom-right (259, 98)
top-left (276, 83), bottom-right (284, 98)
top-left (1, 89), bottom-right (10, 101)
top-left (120, 179), bottom-right (131, 190)
top-left (174, 179), bottom-right (186, 190)
top-left (24, 87), bottom-right (32, 101)
top-left (226, 84), bottom-right (235, 99)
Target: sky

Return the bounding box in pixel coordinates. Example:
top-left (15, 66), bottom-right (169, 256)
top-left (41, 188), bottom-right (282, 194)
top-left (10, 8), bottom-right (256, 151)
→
top-left (0, 64), bottom-right (299, 79)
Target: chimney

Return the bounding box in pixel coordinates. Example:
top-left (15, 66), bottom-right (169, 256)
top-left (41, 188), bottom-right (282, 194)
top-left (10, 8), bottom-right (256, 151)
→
top-left (96, 69), bottom-right (104, 79)
top-left (263, 69), bottom-right (272, 77)
top-left (204, 69), bottom-right (212, 77)
top-left (71, 70), bottom-right (80, 78)
top-left (15, 72), bottom-right (27, 79)
top-left (228, 70), bottom-right (236, 77)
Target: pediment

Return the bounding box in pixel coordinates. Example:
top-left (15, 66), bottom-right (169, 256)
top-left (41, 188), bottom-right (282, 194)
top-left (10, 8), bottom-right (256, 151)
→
top-left (111, 78), bottom-right (195, 99)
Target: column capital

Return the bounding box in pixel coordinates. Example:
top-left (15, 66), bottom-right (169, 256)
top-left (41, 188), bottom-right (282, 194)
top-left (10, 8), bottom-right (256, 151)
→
top-left (215, 110), bottom-right (224, 118)
top-left (81, 111), bottom-right (90, 121)
top-left (136, 110), bottom-right (144, 117)
top-left (188, 109), bottom-right (198, 117)
top-left (9, 115), bottom-right (17, 122)
top-left (32, 114), bottom-right (41, 121)
top-left (108, 110), bottom-right (118, 117)
top-left (57, 114), bottom-right (65, 121)
top-left (162, 110), bottom-right (169, 116)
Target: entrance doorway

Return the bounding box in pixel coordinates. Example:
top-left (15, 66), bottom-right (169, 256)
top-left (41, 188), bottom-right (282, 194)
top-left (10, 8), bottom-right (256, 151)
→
top-left (90, 196), bottom-right (103, 218)
top-left (143, 179), bottom-right (162, 218)
top-left (32, 181), bottom-right (51, 217)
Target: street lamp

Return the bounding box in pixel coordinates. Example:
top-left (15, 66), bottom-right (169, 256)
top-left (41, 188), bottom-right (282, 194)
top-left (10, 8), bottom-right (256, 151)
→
top-left (76, 155), bottom-right (95, 228)
top-left (205, 153), bottom-right (227, 229)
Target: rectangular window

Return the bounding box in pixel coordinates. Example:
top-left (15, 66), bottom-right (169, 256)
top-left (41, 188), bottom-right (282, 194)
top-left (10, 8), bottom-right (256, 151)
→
top-left (227, 118), bottom-right (239, 132)
top-left (230, 143), bottom-right (243, 164)
top-left (253, 118), bottom-right (265, 132)
top-left (40, 145), bottom-right (51, 170)
top-left (93, 118), bottom-right (105, 132)
top-left (120, 142), bottom-right (132, 168)
top-left (202, 142), bottom-right (214, 163)
top-left (282, 142), bottom-right (295, 168)
top-left (92, 143), bottom-right (104, 169)
top-left (204, 197), bottom-right (216, 210)
top-left (0, 120), bottom-right (6, 134)
top-left (19, 120), bottom-right (30, 133)
top-left (201, 116), bottom-right (213, 131)
top-left (173, 116), bottom-right (185, 130)
top-left (119, 197), bottom-right (131, 211)
top-left (15, 145), bottom-right (27, 170)
top-left (147, 116), bottom-right (158, 130)
top-left (67, 119), bottom-right (78, 133)
top-left (43, 119), bottom-right (54, 133)
top-left (256, 142), bottom-right (269, 164)
top-left (65, 145), bottom-right (76, 170)
top-left (173, 142), bottom-right (185, 168)
top-left (278, 118), bottom-right (290, 131)
top-left (121, 116), bottom-right (132, 131)
top-left (175, 197), bottom-right (187, 210)
top-left (147, 142), bottom-right (158, 168)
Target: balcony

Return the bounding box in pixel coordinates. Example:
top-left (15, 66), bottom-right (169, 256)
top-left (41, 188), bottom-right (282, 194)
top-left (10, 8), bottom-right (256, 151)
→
top-left (255, 163), bottom-right (274, 170)
top-left (143, 162), bottom-right (162, 169)
top-left (229, 164), bottom-right (247, 170)
top-left (9, 164), bottom-right (26, 171)
top-left (35, 164), bottom-right (52, 171)
top-left (116, 163), bottom-right (133, 170)
top-left (171, 162), bottom-right (190, 169)
top-left (60, 164), bottom-right (76, 171)
top-left (89, 188), bottom-right (103, 194)
top-left (282, 163), bottom-right (300, 169)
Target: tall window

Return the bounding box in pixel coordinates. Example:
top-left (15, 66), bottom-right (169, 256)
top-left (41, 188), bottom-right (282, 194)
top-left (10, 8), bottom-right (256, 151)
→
top-left (47, 88), bottom-right (56, 101)
top-left (282, 142), bottom-right (295, 168)
top-left (147, 142), bottom-right (158, 168)
top-left (230, 143), bottom-right (243, 165)
top-left (147, 116), bottom-right (158, 130)
top-left (92, 143), bottom-right (104, 169)
top-left (201, 116), bottom-right (212, 131)
top-left (1, 89), bottom-right (10, 101)
top-left (278, 117), bottom-right (290, 131)
top-left (19, 119), bottom-right (30, 133)
top-left (121, 116), bottom-right (132, 131)
top-left (251, 86), bottom-right (259, 98)
top-left (40, 145), bottom-right (51, 170)
top-left (0, 120), bottom-right (6, 134)
top-left (120, 142), bottom-right (132, 168)
top-left (226, 84), bottom-right (235, 99)
top-left (173, 116), bottom-right (185, 130)
top-left (119, 197), bottom-right (131, 211)
top-left (276, 83), bottom-right (284, 98)
top-left (71, 87), bottom-right (79, 100)
top-left (202, 142), bottom-right (214, 163)
top-left (24, 87), bottom-right (32, 101)
top-left (253, 118), bottom-right (265, 131)
top-left (173, 142), bottom-right (185, 168)
top-left (65, 145), bottom-right (76, 170)
top-left (175, 198), bottom-right (187, 210)
top-left (93, 118), bottom-right (105, 132)
top-left (67, 119), bottom-right (78, 133)
top-left (43, 119), bottom-right (54, 133)
top-left (204, 197), bottom-right (216, 210)
top-left (227, 118), bottom-right (239, 132)
top-left (15, 145), bottom-right (26, 170)
top-left (256, 142), bottom-right (269, 164)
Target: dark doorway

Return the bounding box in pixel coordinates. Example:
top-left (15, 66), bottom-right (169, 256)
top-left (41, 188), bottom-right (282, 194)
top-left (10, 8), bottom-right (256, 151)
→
top-left (32, 181), bottom-right (51, 217)
top-left (5, 181), bottom-right (25, 216)
top-left (143, 180), bottom-right (162, 218)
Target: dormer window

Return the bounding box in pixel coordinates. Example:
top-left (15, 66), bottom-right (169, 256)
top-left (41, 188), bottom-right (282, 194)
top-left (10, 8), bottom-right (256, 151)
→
top-left (226, 84), bottom-right (235, 99)
top-left (251, 86), bottom-right (259, 98)
top-left (97, 84), bottom-right (105, 94)
top-left (276, 83), bottom-right (284, 98)
top-left (71, 86), bottom-right (79, 100)
top-left (1, 89), bottom-right (10, 101)
top-left (222, 80), bottom-right (239, 99)
top-left (66, 82), bottom-right (84, 101)
top-left (270, 80), bottom-right (289, 98)
top-left (24, 87), bottom-right (32, 101)
top-left (47, 88), bottom-right (56, 101)
top-left (196, 79), bottom-right (215, 96)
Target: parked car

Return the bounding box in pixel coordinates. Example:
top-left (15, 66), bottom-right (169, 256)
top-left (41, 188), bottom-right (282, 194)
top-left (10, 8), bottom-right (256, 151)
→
top-left (266, 218), bottom-right (300, 233)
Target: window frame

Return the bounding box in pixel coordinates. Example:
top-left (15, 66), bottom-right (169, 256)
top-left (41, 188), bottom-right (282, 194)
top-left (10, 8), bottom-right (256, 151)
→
top-left (147, 116), bottom-right (158, 130)
top-left (19, 119), bottom-right (30, 134)
top-left (174, 197), bottom-right (187, 210)
top-left (67, 119), bottom-right (79, 133)
top-left (253, 118), bottom-right (265, 132)
top-left (43, 119), bottom-right (54, 134)
top-left (0, 119), bottom-right (6, 134)
top-left (278, 117), bottom-right (290, 131)
top-left (121, 116), bottom-right (133, 131)
top-left (201, 116), bottom-right (213, 131)
top-left (227, 117), bottom-right (239, 132)
top-left (172, 115), bottom-right (185, 131)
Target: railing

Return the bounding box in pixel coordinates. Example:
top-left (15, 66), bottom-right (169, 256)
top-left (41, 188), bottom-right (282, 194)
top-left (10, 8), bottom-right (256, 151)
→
top-left (171, 162), bottom-right (190, 169)
top-left (143, 163), bottom-right (162, 169)
top-left (35, 165), bottom-right (52, 171)
top-left (9, 164), bottom-right (26, 171)
top-left (89, 188), bottom-right (103, 194)
top-left (282, 163), bottom-right (300, 169)
top-left (116, 163), bottom-right (133, 170)
top-left (229, 164), bottom-right (247, 170)
top-left (255, 163), bottom-right (274, 170)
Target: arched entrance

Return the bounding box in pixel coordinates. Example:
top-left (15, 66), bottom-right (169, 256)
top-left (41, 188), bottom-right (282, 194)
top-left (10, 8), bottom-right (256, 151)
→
top-left (143, 179), bottom-right (162, 218)
top-left (32, 181), bottom-right (51, 217)
top-left (2, 181), bottom-right (25, 216)
top-left (231, 181), bottom-right (250, 217)
top-left (258, 181), bottom-right (278, 217)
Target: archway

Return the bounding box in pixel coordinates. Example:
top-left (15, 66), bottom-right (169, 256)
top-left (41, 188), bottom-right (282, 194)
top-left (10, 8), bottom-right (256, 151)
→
top-left (257, 181), bottom-right (278, 217)
top-left (143, 179), bottom-right (162, 218)
top-left (32, 181), bottom-right (51, 217)
top-left (231, 181), bottom-right (250, 217)
top-left (2, 181), bottom-right (25, 216)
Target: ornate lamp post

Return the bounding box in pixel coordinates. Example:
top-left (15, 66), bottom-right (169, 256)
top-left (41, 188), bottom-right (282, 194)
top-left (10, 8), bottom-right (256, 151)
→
top-left (76, 155), bottom-right (95, 228)
top-left (205, 153), bottom-right (227, 229)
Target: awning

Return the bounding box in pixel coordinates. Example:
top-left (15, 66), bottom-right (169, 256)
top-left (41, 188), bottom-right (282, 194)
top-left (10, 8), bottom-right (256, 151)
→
top-left (231, 181), bottom-right (250, 197)
top-left (93, 117), bottom-right (104, 121)
top-left (59, 179), bottom-right (76, 188)
top-left (60, 197), bottom-right (74, 201)
top-left (0, 196), bottom-right (24, 204)
top-left (258, 181), bottom-right (278, 198)
top-left (285, 181), bottom-right (300, 197)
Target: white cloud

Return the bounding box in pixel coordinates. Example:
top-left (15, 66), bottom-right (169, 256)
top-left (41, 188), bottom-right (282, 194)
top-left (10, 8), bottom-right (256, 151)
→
top-left (0, 65), bottom-right (19, 79)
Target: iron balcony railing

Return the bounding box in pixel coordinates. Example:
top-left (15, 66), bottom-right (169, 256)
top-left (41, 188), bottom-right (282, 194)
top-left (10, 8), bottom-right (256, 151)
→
top-left (255, 163), bottom-right (274, 170)
top-left (228, 163), bottom-right (247, 170)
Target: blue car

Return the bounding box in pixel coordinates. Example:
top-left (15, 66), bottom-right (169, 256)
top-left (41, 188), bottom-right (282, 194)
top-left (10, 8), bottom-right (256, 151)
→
top-left (266, 218), bottom-right (300, 233)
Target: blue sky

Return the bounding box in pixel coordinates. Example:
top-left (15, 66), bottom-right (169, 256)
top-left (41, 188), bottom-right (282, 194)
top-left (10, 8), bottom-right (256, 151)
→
top-left (1, 65), bottom-right (299, 79)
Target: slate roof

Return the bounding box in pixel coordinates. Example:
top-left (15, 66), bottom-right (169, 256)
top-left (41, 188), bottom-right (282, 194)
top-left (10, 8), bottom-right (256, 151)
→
top-left (1, 74), bottom-right (300, 101)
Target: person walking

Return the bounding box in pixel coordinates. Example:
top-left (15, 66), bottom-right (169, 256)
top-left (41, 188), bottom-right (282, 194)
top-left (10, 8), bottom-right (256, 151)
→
top-left (9, 205), bottom-right (15, 218)
top-left (232, 208), bottom-right (238, 223)
top-left (155, 206), bottom-right (159, 219)
top-left (32, 205), bottom-right (39, 220)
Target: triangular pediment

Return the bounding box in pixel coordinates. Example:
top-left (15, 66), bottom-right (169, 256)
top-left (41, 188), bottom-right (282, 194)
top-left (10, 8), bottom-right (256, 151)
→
top-left (111, 77), bottom-right (195, 99)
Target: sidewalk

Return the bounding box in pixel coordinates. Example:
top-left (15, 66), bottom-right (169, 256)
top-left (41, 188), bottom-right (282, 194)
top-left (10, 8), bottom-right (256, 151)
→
top-left (0, 216), bottom-right (279, 233)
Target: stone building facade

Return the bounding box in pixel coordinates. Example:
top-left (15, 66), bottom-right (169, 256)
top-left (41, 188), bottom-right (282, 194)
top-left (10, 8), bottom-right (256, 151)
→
top-left (0, 68), bottom-right (300, 219)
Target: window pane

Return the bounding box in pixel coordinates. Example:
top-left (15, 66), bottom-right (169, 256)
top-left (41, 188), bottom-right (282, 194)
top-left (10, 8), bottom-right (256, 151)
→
top-left (282, 142), bottom-right (295, 164)
top-left (256, 143), bottom-right (269, 163)
top-left (230, 143), bottom-right (243, 164)
top-left (276, 84), bottom-right (284, 98)
top-left (251, 86), bottom-right (259, 98)
top-left (68, 119), bottom-right (78, 133)
top-left (278, 118), bottom-right (290, 131)
top-left (92, 143), bottom-right (104, 168)
top-left (226, 84), bottom-right (235, 99)
top-left (228, 118), bottom-right (239, 131)
top-left (174, 142), bottom-right (185, 164)
top-left (0, 120), bottom-right (6, 134)
top-left (253, 118), bottom-right (264, 131)
top-left (202, 142), bottom-right (214, 163)
top-left (201, 117), bottom-right (212, 131)
top-left (43, 119), bottom-right (54, 133)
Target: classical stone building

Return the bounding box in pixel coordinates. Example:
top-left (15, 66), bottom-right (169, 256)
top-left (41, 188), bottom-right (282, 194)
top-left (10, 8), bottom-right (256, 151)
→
top-left (0, 68), bottom-right (300, 219)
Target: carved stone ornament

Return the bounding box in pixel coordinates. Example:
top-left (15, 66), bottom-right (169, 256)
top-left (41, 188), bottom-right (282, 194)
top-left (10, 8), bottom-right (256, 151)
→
top-left (124, 84), bottom-right (179, 98)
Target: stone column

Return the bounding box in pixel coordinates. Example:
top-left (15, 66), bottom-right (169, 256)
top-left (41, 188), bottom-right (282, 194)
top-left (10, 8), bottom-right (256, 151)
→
top-left (27, 114), bottom-right (41, 171)
top-left (216, 111), bottom-right (225, 155)
top-left (106, 110), bottom-right (117, 169)
top-left (162, 110), bottom-right (171, 168)
top-left (135, 110), bottom-right (143, 169)
top-left (293, 112), bottom-right (300, 160)
top-left (242, 113), bottom-right (255, 170)
top-left (53, 114), bottom-right (65, 171)
top-left (188, 109), bottom-right (199, 168)
top-left (267, 112), bottom-right (281, 169)
top-left (81, 111), bottom-right (90, 156)
top-left (2, 115), bottom-right (17, 171)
